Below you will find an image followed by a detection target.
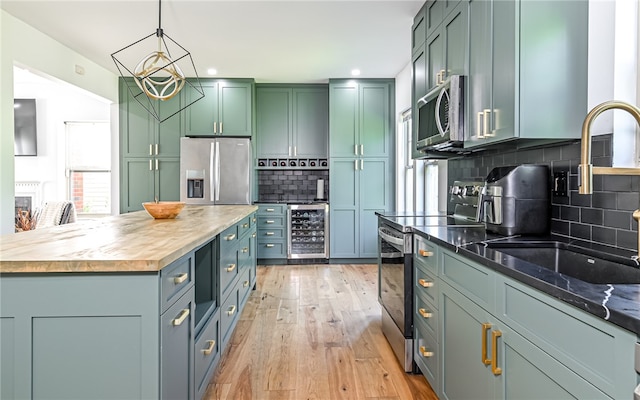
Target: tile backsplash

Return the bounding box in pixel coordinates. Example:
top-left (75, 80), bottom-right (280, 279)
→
top-left (448, 134), bottom-right (640, 251)
top-left (258, 170), bottom-right (329, 203)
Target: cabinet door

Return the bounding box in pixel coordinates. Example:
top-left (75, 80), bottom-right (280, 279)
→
top-left (359, 158), bottom-right (391, 258)
top-left (293, 87), bottom-right (329, 158)
top-left (218, 81), bottom-right (253, 137)
top-left (329, 84), bottom-right (359, 157)
top-left (161, 289), bottom-right (194, 400)
top-left (426, 0), bottom-right (445, 38)
top-left (443, 2), bottom-right (468, 78)
top-left (440, 282), bottom-right (496, 400)
top-left (359, 82), bottom-right (391, 158)
top-left (121, 158), bottom-right (155, 212)
top-left (120, 80), bottom-right (155, 158)
top-left (157, 94), bottom-right (183, 157)
top-left (490, 0), bottom-right (516, 143)
top-left (329, 159), bottom-right (358, 258)
top-left (426, 30), bottom-right (444, 91)
top-left (412, 46), bottom-right (427, 160)
top-left (156, 158), bottom-right (181, 202)
top-left (466, 0), bottom-right (492, 147)
top-left (256, 87), bottom-right (291, 157)
top-left (185, 80), bottom-right (218, 136)
top-left (412, 4), bottom-right (427, 55)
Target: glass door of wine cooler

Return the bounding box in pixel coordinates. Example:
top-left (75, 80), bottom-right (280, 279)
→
top-left (287, 204), bottom-right (329, 259)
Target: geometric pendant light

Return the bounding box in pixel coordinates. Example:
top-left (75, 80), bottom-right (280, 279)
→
top-left (111, 0), bottom-right (204, 123)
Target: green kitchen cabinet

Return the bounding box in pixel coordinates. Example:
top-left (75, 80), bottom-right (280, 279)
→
top-left (120, 157), bottom-right (180, 212)
top-left (256, 85), bottom-right (328, 159)
top-left (184, 78), bottom-right (254, 137)
top-left (256, 204), bottom-right (287, 260)
top-left (416, 240), bottom-right (639, 400)
top-left (425, 0), bottom-right (463, 39)
top-left (411, 3), bottom-right (427, 56)
top-left (425, 1), bottom-right (467, 91)
top-left (329, 79), bottom-right (394, 259)
top-left (465, 0), bottom-right (588, 149)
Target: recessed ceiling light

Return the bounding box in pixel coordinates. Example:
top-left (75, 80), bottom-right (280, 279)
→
top-left (207, 68), bottom-right (218, 76)
top-left (351, 69), bottom-right (361, 76)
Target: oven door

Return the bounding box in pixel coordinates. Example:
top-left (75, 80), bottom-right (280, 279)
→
top-left (378, 225), bottom-right (412, 337)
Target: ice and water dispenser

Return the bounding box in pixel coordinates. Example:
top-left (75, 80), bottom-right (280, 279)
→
top-left (186, 170), bottom-right (205, 199)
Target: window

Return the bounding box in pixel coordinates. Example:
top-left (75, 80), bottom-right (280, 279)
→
top-left (65, 121), bottom-right (111, 215)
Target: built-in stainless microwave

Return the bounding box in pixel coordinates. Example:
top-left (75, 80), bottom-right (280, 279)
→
top-left (416, 75), bottom-right (465, 152)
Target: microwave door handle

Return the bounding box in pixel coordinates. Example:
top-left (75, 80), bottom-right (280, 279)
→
top-left (435, 87), bottom-right (449, 137)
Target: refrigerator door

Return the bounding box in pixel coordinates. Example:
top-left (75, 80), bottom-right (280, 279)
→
top-left (180, 137), bottom-right (215, 205)
top-left (214, 138), bottom-right (251, 204)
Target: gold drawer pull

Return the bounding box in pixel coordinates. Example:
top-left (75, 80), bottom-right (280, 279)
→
top-left (225, 233), bottom-right (236, 241)
top-left (419, 346), bottom-right (434, 358)
top-left (265, 232), bottom-right (275, 236)
top-left (243, 223), bottom-right (249, 228)
top-left (419, 249), bottom-right (434, 257)
top-left (418, 308), bottom-right (432, 318)
top-left (266, 208), bottom-right (275, 212)
top-left (243, 280), bottom-right (250, 287)
top-left (266, 244), bottom-right (275, 248)
top-left (201, 340), bottom-right (216, 355)
top-left (482, 323), bottom-right (492, 365)
top-left (252, 217), bottom-right (257, 223)
top-left (226, 263), bottom-right (236, 272)
top-left (173, 273), bottom-right (188, 284)
top-left (172, 309), bottom-right (190, 326)
top-left (242, 247), bottom-right (249, 253)
top-left (491, 330), bottom-right (502, 375)
top-left (265, 220), bottom-right (275, 224)
top-left (252, 232), bottom-right (256, 238)
top-left (227, 305), bottom-right (237, 316)
top-left (418, 279), bottom-right (434, 288)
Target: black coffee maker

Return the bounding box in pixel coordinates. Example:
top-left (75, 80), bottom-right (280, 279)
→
top-left (477, 165), bottom-right (550, 236)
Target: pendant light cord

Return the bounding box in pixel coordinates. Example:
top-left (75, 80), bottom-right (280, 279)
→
top-left (156, 0), bottom-right (163, 37)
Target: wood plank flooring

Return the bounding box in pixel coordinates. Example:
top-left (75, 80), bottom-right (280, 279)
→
top-left (204, 264), bottom-right (438, 400)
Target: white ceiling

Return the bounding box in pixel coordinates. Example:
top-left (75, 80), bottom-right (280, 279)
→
top-left (2, 0), bottom-right (423, 83)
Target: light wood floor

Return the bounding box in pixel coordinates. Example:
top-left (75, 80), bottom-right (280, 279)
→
top-left (204, 264), bottom-right (438, 400)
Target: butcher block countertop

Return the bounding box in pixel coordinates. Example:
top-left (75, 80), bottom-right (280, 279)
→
top-left (0, 205), bottom-right (258, 274)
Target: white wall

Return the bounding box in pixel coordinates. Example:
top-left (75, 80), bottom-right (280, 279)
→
top-left (1, 10), bottom-right (119, 234)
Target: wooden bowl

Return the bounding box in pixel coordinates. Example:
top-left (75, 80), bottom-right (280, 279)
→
top-left (142, 201), bottom-right (185, 219)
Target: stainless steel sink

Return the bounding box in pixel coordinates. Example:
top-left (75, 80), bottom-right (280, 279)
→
top-left (485, 241), bottom-right (640, 284)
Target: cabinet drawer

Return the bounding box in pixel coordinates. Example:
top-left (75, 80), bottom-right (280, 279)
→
top-left (238, 267), bottom-right (252, 307)
top-left (219, 250), bottom-right (239, 300)
top-left (160, 253), bottom-right (193, 313)
top-left (237, 235), bottom-right (253, 269)
top-left (441, 249), bottom-right (495, 310)
top-left (257, 215), bottom-right (285, 228)
top-left (237, 215), bottom-right (253, 239)
top-left (194, 309), bottom-right (220, 399)
top-left (258, 204), bottom-right (287, 215)
top-left (220, 286), bottom-right (240, 347)
top-left (414, 264), bottom-right (438, 307)
top-left (220, 223), bottom-right (239, 246)
top-left (415, 291), bottom-right (438, 338)
top-left (257, 228), bottom-right (285, 240)
top-left (257, 241), bottom-right (286, 259)
top-left (414, 318), bottom-right (439, 393)
top-left (414, 235), bottom-right (439, 275)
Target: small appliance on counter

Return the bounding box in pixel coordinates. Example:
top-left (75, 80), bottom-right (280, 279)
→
top-left (478, 164), bottom-right (550, 236)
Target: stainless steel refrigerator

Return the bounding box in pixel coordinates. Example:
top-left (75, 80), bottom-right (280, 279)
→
top-left (180, 137), bottom-right (252, 205)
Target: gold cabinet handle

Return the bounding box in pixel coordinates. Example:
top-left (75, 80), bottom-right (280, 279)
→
top-left (201, 340), bottom-right (216, 355)
top-left (418, 249), bottom-right (434, 257)
top-left (354, 159), bottom-right (359, 170)
top-left (266, 208), bottom-right (275, 212)
top-left (477, 111), bottom-right (485, 139)
top-left (155, 143), bottom-right (159, 155)
top-left (419, 346), bottom-right (434, 358)
top-left (243, 223), bottom-right (249, 228)
top-left (227, 305), bottom-right (236, 316)
top-left (482, 323), bottom-right (492, 365)
top-left (226, 263), bottom-right (236, 272)
top-left (172, 309), bottom-right (190, 326)
top-left (491, 330), bottom-right (502, 375)
top-left (225, 233), bottom-right (236, 241)
top-left (418, 308), bottom-right (432, 319)
top-left (483, 109), bottom-right (492, 137)
top-left (265, 244), bottom-right (275, 248)
top-left (265, 220), bottom-right (275, 224)
top-left (252, 232), bottom-right (256, 238)
top-left (155, 159), bottom-right (159, 170)
top-left (149, 159), bottom-right (153, 171)
top-left (173, 273), bottom-right (188, 284)
top-left (219, 122), bottom-right (223, 133)
top-left (243, 280), bottom-right (250, 287)
top-left (265, 232), bottom-right (275, 236)
top-left (242, 247), bottom-right (249, 253)
top-left (252, 217), bottom-right (257, 223)
top-left (213, 121), bottom-right (217, 134)
top-left (149, 144), bottom-right (153, 156)
top-left (360, 159), bottom-right (364, 170)
top-left (418, 278), bottom-right (434, 288)
top-left (354, 144), bottom-right (359, 156)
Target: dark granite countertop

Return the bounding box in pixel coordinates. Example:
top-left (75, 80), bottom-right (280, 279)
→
top-left (409, 223), bottom-right (640, 335)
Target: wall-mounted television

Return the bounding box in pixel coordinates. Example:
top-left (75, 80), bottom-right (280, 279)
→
top-left (14, 98), bottom-right (38, 156)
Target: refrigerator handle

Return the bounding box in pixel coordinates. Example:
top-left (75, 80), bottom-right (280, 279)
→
top-left (214, 141), bottom-right (221, 201)
top-left (209, 142), bottom-right (215, 202)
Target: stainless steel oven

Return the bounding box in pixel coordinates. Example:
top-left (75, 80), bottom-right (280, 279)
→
top-left (378, 220), bottom-right (415, 372)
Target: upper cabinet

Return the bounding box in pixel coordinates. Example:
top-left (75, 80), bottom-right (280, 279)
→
top-left (184, 78), bottom-right (254, 137)
top-left (465, 0), bottom-right (588, 149)
top-left (255, 85), bottom-right (328, 159)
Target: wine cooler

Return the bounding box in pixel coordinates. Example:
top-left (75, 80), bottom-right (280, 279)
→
top-left (287, 203), bottom-right (329, 259)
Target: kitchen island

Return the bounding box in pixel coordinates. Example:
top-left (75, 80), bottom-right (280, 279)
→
top-left (0, 205), bottom-right (258, 400)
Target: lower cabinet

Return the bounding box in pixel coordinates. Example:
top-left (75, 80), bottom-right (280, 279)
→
top-left (256, 204), bottom-right (288, 260)
top-left (194, 309), bottom-right (220, 399)
top-left (413, 234), bottom-right (638, 400)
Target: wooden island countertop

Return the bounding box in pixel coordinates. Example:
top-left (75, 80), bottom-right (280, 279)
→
top-left (0, 205), bottom-right (258, 274)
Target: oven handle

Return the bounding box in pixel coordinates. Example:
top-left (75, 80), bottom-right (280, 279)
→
top-left (378, 227), bottom-right (405, 248)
